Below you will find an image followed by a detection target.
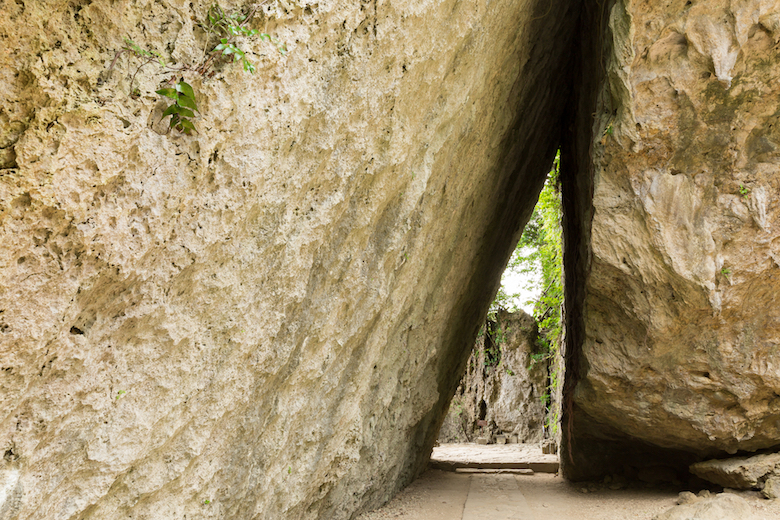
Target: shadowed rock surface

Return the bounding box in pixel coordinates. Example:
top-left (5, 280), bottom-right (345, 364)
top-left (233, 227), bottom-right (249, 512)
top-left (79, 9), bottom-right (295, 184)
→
top-left (562, 0), bottom-right (780, 479)
top-left (0, 0), bottom-right (577, 518)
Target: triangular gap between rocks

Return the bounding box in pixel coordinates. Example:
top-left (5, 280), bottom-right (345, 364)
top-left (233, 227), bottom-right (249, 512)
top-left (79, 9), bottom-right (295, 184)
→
top-left (430, 154), bottom-right (565, 465)
top-left (425, 0), bottom-right (603, 478)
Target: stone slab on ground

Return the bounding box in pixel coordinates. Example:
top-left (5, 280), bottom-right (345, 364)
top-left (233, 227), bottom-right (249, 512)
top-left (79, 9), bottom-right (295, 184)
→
top-left (431, 443), bottom-right (559, 474)
top-left (0, 0), bottom-right (578, 518)
top-left (455, 468), bottom-right (534, 475)
top-left (690, 453), bottom-right (780, 489)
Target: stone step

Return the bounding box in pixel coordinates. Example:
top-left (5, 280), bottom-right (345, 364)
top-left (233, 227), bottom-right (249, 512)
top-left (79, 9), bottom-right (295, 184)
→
top-left (430, 460), bottom-right (559, 473)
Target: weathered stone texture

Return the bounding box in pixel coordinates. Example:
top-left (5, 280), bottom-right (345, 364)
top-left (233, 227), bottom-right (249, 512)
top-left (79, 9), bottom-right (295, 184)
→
top-left (437, 310), bottom-right (549, 444)
top-left (570, 0), bottom-right (780, 470)
top-left (690, 452), bottom-right (780, 489)
top-left (0, 0), bottom-right (576, 518)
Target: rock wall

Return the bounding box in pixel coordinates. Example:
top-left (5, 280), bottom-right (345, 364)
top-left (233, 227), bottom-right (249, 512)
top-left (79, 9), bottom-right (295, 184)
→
top-left (437, 310), bottom-right (549, 444)
top-left (0, 0), bottom-right (578, 517)
top-left (563, 0), bottom-right (780, 479)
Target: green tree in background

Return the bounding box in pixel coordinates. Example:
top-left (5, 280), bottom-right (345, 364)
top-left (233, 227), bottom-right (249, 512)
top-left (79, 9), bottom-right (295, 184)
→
top-left (493, 151), bottom-right (563, 348)
top-left (517, 151), bottom-right (562, 348)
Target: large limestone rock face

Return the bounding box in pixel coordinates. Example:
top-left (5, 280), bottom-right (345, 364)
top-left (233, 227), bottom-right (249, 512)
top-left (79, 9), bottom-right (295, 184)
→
top-left (0, 0), bottom-right (576, 517)
top-left (567, 0), bottom-right (780, 475)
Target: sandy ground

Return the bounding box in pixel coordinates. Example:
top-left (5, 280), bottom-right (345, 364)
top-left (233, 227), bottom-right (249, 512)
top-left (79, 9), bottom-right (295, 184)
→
top-left (356, 444), bottom-right (780, 520)
top-left (356, 470), bottom-right (780, 520)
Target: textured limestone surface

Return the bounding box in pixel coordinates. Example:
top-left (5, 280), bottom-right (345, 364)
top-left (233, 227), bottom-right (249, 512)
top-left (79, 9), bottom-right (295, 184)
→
top-left (761, 476), bottom-right (780, 499)
top-left (653, 493), bottom-right (760, 520)
top-left (437, 310), bottom-right (549, 444)
top-left (690, 452), bottom-right (780, 489)
top-left (0, 0), bottom-right (577, 518)
top-left (567, 0), bottom-right (780, 472)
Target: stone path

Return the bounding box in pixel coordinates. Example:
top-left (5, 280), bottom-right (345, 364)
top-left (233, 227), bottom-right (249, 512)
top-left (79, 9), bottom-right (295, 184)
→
top-left (356, 444), bottom-right (780, 520)
top-left (356, 470), bottom-right (681, 520)
top-left (461, 473), bottom-right (531, 520)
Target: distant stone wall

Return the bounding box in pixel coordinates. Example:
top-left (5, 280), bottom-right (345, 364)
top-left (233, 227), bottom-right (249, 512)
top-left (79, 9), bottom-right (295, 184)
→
top-left (438, 310), bottom-right (550, 444)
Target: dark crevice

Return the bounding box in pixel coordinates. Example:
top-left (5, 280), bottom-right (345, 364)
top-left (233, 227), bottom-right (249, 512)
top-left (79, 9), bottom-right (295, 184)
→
top-left (478, 399), bottom-right (487, 422)
top-left (558, 0), bottom-right (606, 479)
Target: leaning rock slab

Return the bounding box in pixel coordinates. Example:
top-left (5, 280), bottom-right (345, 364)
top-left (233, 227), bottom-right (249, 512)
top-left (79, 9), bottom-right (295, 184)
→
top-left (691, 453), bottom-right (780, 489)
top-left (564, 0), bottom-right (780, 479)
top-left (654, 494), bottom-right (759, 520)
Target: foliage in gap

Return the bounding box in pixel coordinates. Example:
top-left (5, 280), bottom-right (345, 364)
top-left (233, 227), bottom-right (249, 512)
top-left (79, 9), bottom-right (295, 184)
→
top-left (518, 151), bottom-right (563, 353)
top-left (482, 319), bottom-right (504, 369)
top-left (109, 3), bottom-right (288, 135)
top-left (490, 151), bottom-right (562, 341)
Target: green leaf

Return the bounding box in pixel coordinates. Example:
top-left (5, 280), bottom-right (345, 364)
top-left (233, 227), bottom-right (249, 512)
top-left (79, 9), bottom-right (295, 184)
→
top-left (179, 119), bottom-right (197, 134)
top-left (156, 88), bottom-right (178, 99)
top-left (162, 105), bottom-right (179, 117)
top-left (177, 94), bottom-right (198, 111)
top-left (124, 38), bottom-right (145, 56)
top-left (176, 107), bottom-right (195, 118)
top-left (177, 81), bottom-right (196, 101)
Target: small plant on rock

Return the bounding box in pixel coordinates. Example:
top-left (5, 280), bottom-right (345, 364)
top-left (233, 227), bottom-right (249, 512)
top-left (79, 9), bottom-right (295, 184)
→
top-left (156, 79), bottom-right (199, 135)
top-left (110, 3), bottom-right (287, 135)
top-left (110, 38), bottom-right (167, 96)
